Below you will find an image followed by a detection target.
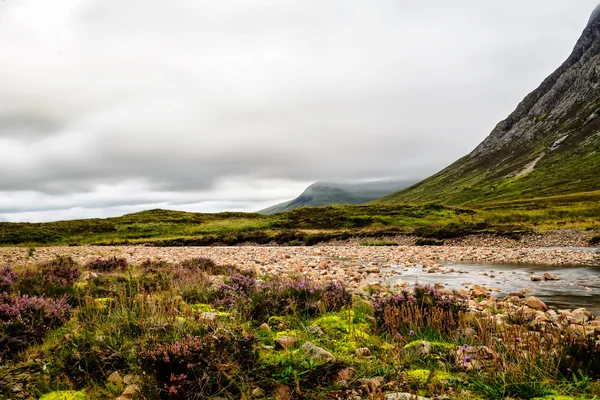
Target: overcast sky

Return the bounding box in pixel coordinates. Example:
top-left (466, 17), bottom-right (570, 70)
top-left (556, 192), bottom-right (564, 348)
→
top-left (0, 0), bottom-right (598, 222)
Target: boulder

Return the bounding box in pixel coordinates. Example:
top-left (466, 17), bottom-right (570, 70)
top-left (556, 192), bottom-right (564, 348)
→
top-left (107, 371), bottom-right (123, 385)
top-left (116, 384), bottom-right (140, 400)
top-left (358, 376), bottom-right (385, 392)
top-left (531, 276), bottom-right (543, 282)
top-left (275, 336), bottom-right (298, 350)
top-left (355, 347), bottom-right (372, 357)
top-left (525, 296), bottom-right (548, 312)
top-left (543, 273), bottom-right (559, 281)
top-left (455, 345), bottom-right (499, 371)
top-left (301, 342), bottom-right (335, 362)
top-left (384, 393), bottom-right (429, 400)
top-left (400, 341), bottom-right (431, 361)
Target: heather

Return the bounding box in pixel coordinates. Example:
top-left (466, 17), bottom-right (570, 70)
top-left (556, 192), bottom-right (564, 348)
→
top-left (0, 255), bottom-right (598, 400)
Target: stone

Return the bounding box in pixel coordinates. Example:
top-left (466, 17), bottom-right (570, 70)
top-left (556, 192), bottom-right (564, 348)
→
top-left (197, 312), bottom-right (218, 321)
top-left (275, 336), bottom-right (298, 350)
top-left (307, 325), bottom-right (325, 336)
top-left (543, 272), bottom-right (559, 281)
top-left (301, 341), bottom-right (335, 362)
top-left (525, 296), bottom-right (548, 312)
top-left (259, 323), bottom-right (271, 332)
top-left (455, 345), bottom-right (499, 371)
top-left (123, 375), bottom-right (140, 385)
top-left (116, 384), bottom-right (140, 400)
top-left (358, 376), bottom-right (385, 392)
top-left (531, 275), bottom-right (543, 282)
top-left (334, 367), bottom-right (355, 386)
top-left (383, 393), bottom-right (429, 400)
top-left (355, 347), bottom-right (371, 357)
top-left (107, 371), bottom-right (123, 384)
top-left (400, 341), bottom-right (431, 361)
top-left (251, 387), bottom-right (263, 397)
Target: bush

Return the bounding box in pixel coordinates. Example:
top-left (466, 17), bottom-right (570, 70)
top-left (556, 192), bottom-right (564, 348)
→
top-left (590, 235), bottom-right (600, 245)
top-left (0, 295), bottom-right (72, 357)
top-left (562, 336), bottom-right (600, 378)
top-left (41, 256), bottom-right (81, 286)
top-left (322, 281), bottom-right (352, 312)
top-left (241, 278), bottom-right (352, 322)
top-left (86, 256), bottom-right (128, 272)
top-left (373, 284), bottom-right (467, 334)
top-left (139, 330), bottom-right (256, 399)
top-left (15, 256), bottom-right (81, 298)
top-left (212, 272), bottom-right (257, 308)
top-left (179, 257), bottom-right (216, 272)
top-left (0, 266), bottom-right (17, 294)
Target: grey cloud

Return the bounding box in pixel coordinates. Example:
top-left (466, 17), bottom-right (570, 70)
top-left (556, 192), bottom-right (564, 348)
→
top-left (0, 0), bottom-right (598, 221)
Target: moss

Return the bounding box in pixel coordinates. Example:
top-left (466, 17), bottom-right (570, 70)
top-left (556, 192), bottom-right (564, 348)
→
top-left (403, 341), bottom-right (455, 353)
top-left (267, 315), bottom-right (301, 330)
top-left (38, 391), bottom-right (87, 400)
top-left (406, 369), bottom-right (431, 383)
top-left (312, 312), bottom-right (370, 339)
top-left (190, 303), bottom-right (217, 313)
top-left (274, 330), bottom-right (299, 339)
top-left (73, 282), bottom-right (88, 291)
top-left (93, 297), bottom-right (113, 310)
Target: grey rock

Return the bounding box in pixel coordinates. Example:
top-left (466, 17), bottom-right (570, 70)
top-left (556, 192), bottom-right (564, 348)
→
top-left (383, 393), bottom-right (429, 400)
top-left (275, 336), bottom-right (298, 350)
top-left (301, 341), bottom-right (335, 362)
top-left (355, 347), bottom-right (371, 357)
top-left (400, 341), bottom-right (431, 361)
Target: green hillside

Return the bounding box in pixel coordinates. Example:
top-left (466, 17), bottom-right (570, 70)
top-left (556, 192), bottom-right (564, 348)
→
top-left (380, 11), bottom-right (600, 206)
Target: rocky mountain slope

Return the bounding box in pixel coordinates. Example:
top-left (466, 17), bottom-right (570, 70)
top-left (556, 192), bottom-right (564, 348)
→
top-left (260, 180), bottom-right (415, 214)
top-left (381, 5), bottom-right (600, 205)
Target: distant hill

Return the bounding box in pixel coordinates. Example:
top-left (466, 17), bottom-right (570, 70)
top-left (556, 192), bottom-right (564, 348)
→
top-left (259, 180), bottom-right (416, 214)
top-left (380, 5), bottom-right (600, 205)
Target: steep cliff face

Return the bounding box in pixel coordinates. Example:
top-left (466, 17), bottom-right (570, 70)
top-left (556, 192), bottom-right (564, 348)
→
top-left (381, 6), bottom-right (600, 205)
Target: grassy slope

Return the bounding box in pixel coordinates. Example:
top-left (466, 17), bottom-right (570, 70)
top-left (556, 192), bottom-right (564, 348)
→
top-left (1, 197), bottom-right (599, 246)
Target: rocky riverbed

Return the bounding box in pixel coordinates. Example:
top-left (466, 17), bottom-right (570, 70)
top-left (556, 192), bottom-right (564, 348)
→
top-left (2, 244), bottom-right (598, 308)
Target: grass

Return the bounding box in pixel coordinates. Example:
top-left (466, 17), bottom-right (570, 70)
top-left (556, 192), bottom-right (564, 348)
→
top-left (1, 195), bottom-right (599, 247)
top-left (1, 256), bottom-right (599, 399)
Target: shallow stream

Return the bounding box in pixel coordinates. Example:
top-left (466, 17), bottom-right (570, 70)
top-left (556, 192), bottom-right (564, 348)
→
top-left (383, 261), bottom-right (600, 314)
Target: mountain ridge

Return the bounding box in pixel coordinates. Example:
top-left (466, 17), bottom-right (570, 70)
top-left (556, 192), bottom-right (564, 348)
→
top-left (260, 180), bottom-right (416, 214)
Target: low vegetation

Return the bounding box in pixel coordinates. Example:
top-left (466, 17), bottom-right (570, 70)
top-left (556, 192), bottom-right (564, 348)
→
top-left (1, 194), bottom-right (599, 247)
top-left (1, 256), bottom-right (598, 399)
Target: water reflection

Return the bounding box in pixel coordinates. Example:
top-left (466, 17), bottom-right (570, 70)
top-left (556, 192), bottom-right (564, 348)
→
top-left (383, 262), bottom-right (600, 314)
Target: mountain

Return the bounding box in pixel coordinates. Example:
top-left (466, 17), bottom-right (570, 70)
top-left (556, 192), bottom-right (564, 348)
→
top-left (259, 180), bottom-right (416, 214)
top-left (380, 6), bottom-right (600, 205)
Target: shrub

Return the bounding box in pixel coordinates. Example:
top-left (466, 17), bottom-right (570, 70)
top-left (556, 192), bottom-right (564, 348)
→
top-left (86, 256), bottom-right (128, 272)
top-left (240, 278), bottom-right (352, 322)
top-left (322, 281), bottom-right (352, 312)
top-left (561, 336), bottom-right (600, 378)
top-left (41, 255), bottom-right (81, 286)
top-left (172, 267), bottom-right (211, 303)
top-left (212, 272), bottom-right (257, 308)
top-left (0, 295), bottom-right (72, 357)
top-left (139, 330), bottom-right (256, 399)
top-left (590, 235), bottom-right (600, 245)
top-left (179, 257), bottom-right (219, 273)
top-left (0, 266), bottom-right (17, 294)
top-left (15, 256), bottom-right (81, 298)
top-left (373, 284), bottom-right (467, 334)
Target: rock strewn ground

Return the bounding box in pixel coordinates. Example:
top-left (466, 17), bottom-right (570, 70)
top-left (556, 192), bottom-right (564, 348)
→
top-left (1, 244), bottom-right (597, 292)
